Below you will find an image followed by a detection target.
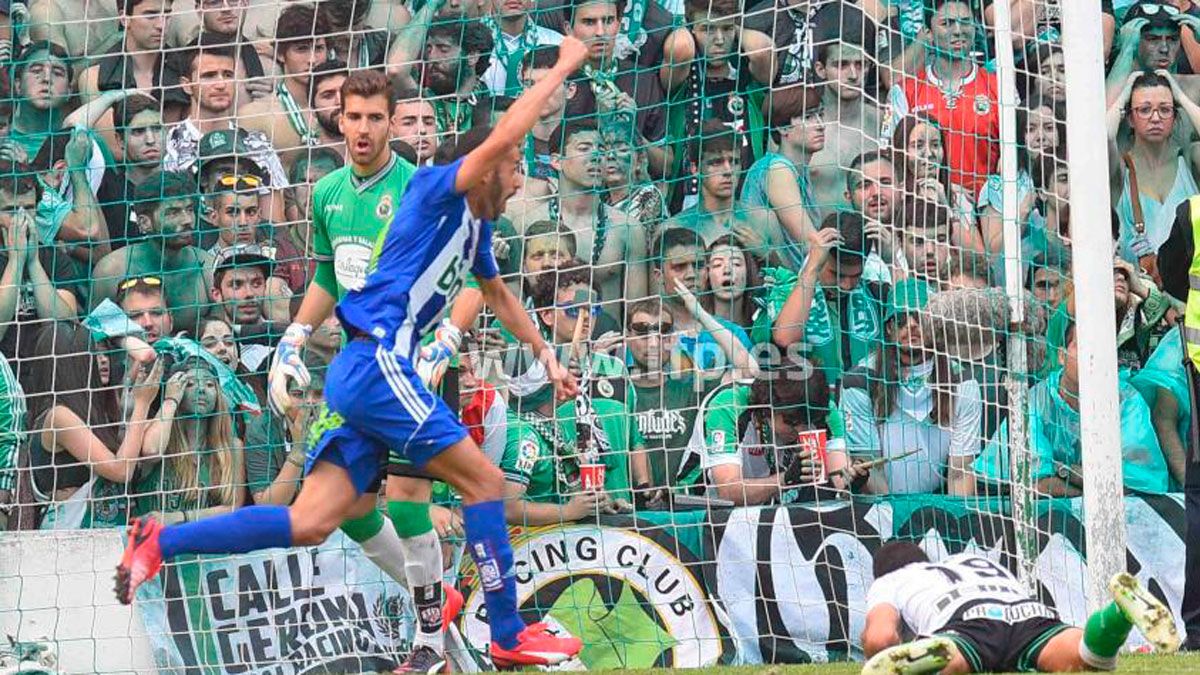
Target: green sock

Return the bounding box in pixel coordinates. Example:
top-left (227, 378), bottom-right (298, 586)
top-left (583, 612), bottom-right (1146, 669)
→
top-left (1083, 601), bottom-right (1133, 661)
top-left (339, 508), bottom-right (386, 543)
top-left (387, 500), bottom-right (434, 538)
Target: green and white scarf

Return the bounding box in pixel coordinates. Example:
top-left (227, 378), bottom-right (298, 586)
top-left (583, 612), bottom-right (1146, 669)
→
top-left (277, 81), bottom-right (319, 146)
top-left (484, 15), bottom-right (542, 96)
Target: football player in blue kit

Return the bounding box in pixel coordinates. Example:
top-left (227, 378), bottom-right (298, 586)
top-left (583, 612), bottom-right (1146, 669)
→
top-left (115, 36), bottom-right (591, 668)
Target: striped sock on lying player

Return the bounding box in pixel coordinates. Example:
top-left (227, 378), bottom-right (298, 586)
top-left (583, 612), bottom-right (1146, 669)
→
top-left (1082, 601), bottom-right (1133, 664)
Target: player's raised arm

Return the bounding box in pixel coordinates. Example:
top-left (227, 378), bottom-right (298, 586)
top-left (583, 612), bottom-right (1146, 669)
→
top-left (454, 37), bottom-right (589, 194)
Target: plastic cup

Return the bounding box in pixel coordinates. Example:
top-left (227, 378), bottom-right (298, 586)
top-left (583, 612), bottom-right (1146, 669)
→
top-left (796, 429), bottom-right (828, 484)
top-left (580, 463), bottom-right (606, 491)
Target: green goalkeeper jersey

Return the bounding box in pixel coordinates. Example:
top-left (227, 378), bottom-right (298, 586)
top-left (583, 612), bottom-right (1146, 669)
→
top-left (311, 152), bottom-right (418, 299)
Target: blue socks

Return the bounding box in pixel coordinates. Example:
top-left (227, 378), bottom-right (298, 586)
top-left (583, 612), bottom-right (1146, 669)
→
top-left (156, 502), bottom-right (523, 650)
top-left (462, 500), bottom-right (524, 649)
top-left (159, 505), bottom-right (293, 559)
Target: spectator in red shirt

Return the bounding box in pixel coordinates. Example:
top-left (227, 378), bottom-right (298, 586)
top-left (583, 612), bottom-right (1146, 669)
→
top-left (884, 0), bottom-right (999, 196)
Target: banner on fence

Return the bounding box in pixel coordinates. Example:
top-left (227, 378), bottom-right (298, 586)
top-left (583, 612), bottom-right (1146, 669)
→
top-left (136, 531), bottom-right (414, 674)
top-left (118, 496), bottom-right (1186, 672)
top-left (457, 523), bottom-right (725, 669)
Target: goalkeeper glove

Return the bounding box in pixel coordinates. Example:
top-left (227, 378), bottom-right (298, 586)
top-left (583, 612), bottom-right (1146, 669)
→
top-left (415, 320), bottom-right (463, 389)
top-left (268, 322), bottom-right (312, 416)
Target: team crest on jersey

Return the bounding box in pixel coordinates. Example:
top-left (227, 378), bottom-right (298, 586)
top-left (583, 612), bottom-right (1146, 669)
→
top-left (596, 378), bottom-right (614, 398)
top-left (727, 94), bottom-right (744, 117)
top-left (376, 195), bottom-right (394, 221)
top-left (974, 94), bottom-right (992, 115)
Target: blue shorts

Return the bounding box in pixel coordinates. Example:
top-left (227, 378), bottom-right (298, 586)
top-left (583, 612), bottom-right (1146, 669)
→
top-left (306, 338), bottom-right (468, 495)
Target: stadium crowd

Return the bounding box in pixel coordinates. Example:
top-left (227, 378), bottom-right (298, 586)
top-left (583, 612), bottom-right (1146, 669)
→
top-left (0, 0), bottom-right (1184, 573)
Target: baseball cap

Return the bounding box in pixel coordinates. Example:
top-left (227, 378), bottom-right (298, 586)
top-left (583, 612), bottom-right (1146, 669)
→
top-left (214, 243), bottom-right (274, 275)
top-left (885, 278), bottom-right (931, 323)
top-left (197, 129), bottom-right (270, 183)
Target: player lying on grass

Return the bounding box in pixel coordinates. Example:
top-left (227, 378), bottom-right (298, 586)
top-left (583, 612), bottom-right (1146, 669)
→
top-left (861, 541), bottom-right (1180, 674)
top-left (114, 36), bottom-right (591, 669)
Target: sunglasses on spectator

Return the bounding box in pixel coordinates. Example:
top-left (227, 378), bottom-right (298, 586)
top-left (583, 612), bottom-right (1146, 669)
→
top-left (1135, 4), bottom-right (1182, 17)
top-left (629, 321), bottom-right (673, 336)
top-left (215, 173), bottom-right (263, 190)
top-left (118, 275), bottom-right (163, 292)
top-left (557, 299), bottom-right (600, 319)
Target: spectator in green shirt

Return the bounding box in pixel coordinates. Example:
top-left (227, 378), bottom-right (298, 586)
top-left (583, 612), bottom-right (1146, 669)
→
top-left (758, 212), bottom-right (886, 389)
top-left (0, 349), bottom-right (23, 530)
top-left (500, 268), bottom-right (639, 525)
top-left (976, 322), bottom-right (1170, 497)
top-left (244, 356), bottom-right (325, 506)
top-left (674, 359), bottom-right (852, 505)
top-left (626, 279), bottom-right (760, 497)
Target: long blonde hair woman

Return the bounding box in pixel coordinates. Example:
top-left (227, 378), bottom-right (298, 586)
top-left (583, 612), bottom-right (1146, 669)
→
top-left (138, 357), bottom-right (244, 522)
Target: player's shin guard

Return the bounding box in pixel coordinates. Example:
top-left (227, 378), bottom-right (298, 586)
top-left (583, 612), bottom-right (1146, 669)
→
top-left (389, 501), bottom-right (446, 654)
top-left (159, 505), bottom-right (293, 558)
top-left (1080, 602), bottom-right (1132, 670)
top-left (461, 500), bottom-right (524, 649)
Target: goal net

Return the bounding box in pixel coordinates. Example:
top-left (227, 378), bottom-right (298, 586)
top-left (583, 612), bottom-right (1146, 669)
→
top-left (0, 0), bottom-right (1181, 672)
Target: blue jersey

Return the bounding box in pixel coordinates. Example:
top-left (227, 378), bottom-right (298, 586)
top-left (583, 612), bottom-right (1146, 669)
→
top-left (337, 158), bottom-right (499, 358)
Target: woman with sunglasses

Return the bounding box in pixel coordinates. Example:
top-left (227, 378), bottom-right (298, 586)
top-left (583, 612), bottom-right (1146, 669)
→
top-left (1107, 69), bottom-right (1200, 267)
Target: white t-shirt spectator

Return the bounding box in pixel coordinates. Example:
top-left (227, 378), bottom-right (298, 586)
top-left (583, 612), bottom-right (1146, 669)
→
top-left (480, 21), bottom-right (563, 95)
top-left (840, 356), bottom-right (983, 494)
top-left (162, 120), bottom-right (290, 189)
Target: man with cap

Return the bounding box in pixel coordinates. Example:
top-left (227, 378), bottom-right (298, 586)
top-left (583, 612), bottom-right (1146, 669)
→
top-left (91, 171), bottom-right (214, 336)
top-left (202, 175), bottom-right (291, 321)
top-left (839, 277), bottom-right (981, 496)
top-left (756, 212), bottom-right (887, 390)
top-left (1107, 1), bottom-right (1200, 104)
top-left (210, 243), bottom-right (283, 373)
top-left (164, 114), bottom-right (288, 195)
top-left (190, 128), bottom-right (289, 228)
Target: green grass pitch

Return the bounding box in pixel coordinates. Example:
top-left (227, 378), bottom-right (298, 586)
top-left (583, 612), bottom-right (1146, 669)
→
top-left (604, 652), bottom-right (1200, 674)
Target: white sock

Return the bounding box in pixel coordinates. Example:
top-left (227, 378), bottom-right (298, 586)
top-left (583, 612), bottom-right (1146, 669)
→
top-left (358, 523), bottom-right (410, 585)
top-left (400, 529), bottom-right (445, 654)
